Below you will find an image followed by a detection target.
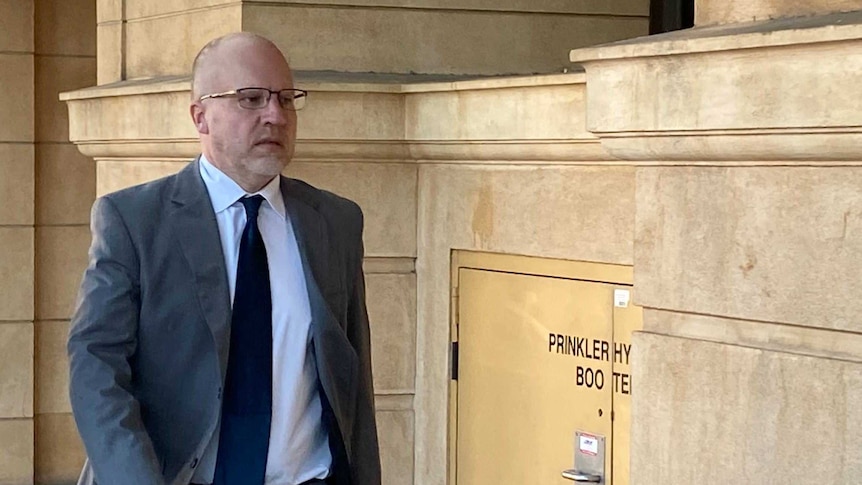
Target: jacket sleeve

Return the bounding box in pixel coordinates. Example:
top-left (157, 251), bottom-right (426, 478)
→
top-left (345, 208), bottom-right (382, 485)
top-left (67, 196), bottom-right (165, 485)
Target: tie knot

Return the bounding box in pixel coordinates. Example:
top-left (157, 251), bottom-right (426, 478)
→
top-left (239, 195), bottom-right (265, 219)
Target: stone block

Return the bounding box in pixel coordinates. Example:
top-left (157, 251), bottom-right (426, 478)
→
top-left (419, 164), bottom-right (635, 266)
top-left (696, 0), bottom-right (861, 25)
top-left (0, 323), bottom-right (34, 418)
top-left (631, 332), bottom-right (862, 484)
top-left (124, 6), bottom-right (241, 78)
top-left (377, 410), bottom-right (414, 485)
top-left (573, 34), bottom-right (862, 161)
top-left (36, 144), bottom-right (95, 226)
top-left (0, 0), bottom-right (34, 52)
top-left (296, 91), bottom-right (405, 142)
top-left (0, 418), bottom-right (34, 484)
top-left (66, 90), bottom-right (197, 146)
top-left (35, 226), bottom-right (90, 321)
top-left (96, 22), bottom-right (122, 84)
top-left (36, 56), bottom-right (96, 143)
top-left (285, 162), bottom-right (417, 257)
top-left (405, 81), bottom-right (588, 141)
top-left (126, 0), bottom-right (227, 19)
top-left (97, 0), bottom-right (122, 23)
top-left (246, 4), bottom-right (647, 75)
top-left (367, 273), bottom-right (416, 393)
top-left (0, 54), bottom-right (34, 143)
top-left (635, 166), bottom-right (862, 332)
top-left (0, 228), bottom-right (35, 321)
top-left (35, 413), bottom-right (85, 485)
top-left (96, 160), bottom-right (185, 196)
top-left (35, 0), bottom-right (96, 56)
top-left (0, 144), bottom-right (35, 226)
top-left (36, 321), bottom-right (71, 415)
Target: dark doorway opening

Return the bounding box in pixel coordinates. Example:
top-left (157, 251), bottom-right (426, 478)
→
top-left (650, 0), bottom-right (695, 34)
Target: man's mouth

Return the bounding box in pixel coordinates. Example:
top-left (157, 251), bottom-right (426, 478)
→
top-left (255, 139), bottom-right (283, 147)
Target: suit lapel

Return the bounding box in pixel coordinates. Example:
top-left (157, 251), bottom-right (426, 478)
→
top-left (283, 178), bottom-right (358, 446)
top-left (169, 159), bottom-right (232, 378)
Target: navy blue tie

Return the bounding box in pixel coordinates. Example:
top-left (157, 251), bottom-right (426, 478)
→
top-left (214, 195), bottom-right (273, 485)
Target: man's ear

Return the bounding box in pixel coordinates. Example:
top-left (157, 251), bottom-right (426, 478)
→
top-left (190, 102), bottom-right (209, 135)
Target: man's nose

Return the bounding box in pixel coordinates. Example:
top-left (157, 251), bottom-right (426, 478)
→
top-left (260, 94), bottom-right (289, 125)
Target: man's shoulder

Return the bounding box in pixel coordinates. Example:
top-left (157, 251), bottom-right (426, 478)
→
top-left (100, 164), bottom-right (188, 210)
top-left (284, 176), bottom-right (363, 223)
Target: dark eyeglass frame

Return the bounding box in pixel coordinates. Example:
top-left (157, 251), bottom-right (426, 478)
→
top-left (199, 87), bottom-right (308, 111)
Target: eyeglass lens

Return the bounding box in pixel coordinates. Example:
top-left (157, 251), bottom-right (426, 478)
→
top-left (237, 88), bottom-right (306, 110)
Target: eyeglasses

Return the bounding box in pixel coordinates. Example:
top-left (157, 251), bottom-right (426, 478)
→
top-left (199, 87), bottom-right (308, 111)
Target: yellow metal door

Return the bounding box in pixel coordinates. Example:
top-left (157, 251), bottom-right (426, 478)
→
top-left (455, 268), bottom-right (616, 485)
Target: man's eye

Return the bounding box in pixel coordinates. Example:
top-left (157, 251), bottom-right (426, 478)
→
top-left (243, 94), bottom-right (265, 105)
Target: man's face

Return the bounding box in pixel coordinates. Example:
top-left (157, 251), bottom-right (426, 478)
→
top-left (193, 40), bottom-right (298, 186)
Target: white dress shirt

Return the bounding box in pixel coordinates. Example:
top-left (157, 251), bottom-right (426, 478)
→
top-left (192, 156), bottom-right (331, 484)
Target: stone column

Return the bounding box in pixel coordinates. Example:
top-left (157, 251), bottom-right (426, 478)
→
top-left (32, 1), bottom-right (97, 483)
top-left (571, 2), bottom-right (862, 483)
top-left (0, 0), bottom-right (36, 482)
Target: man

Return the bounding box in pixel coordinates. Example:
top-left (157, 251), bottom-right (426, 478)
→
top-left (68, 32), bottom-right (381, 485)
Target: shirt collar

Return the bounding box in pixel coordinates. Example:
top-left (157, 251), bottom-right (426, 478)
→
top-left (199, 154), bottom-right (286, 219)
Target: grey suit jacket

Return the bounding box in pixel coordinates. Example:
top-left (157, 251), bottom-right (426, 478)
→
top-left (68, 159), bottom-right (381, 485)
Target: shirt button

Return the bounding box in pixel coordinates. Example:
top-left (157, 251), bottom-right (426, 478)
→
top-left (191, 457), bottom-right (199, 468)
top-left (217, 387), bottom-right (222, 399)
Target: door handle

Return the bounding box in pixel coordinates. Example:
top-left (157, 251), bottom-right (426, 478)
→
top-left (561, 469), bottom-right (602, 482)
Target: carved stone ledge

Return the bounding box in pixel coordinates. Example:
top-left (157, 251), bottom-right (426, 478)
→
top-left (62, 72), bottom-right (612, 162)
top-left (570, 10), bottom-right (862, 162)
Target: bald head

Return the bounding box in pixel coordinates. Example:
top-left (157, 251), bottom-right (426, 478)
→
top-left (189, 31), bottom-right (298, 193)
top-left (191, 32), bottom-right (290, 100)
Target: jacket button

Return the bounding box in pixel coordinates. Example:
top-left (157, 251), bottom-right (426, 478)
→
top-left (191, 457), bottom-right (199, 468)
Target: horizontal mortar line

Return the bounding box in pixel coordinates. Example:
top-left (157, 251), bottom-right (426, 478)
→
top-left (35, 53), bottom-right (97, 60)
top-left (411, 160), bottom-right (628, 166)
top-left (597, 126), bottom-right (862, 136)
top-left (0, 50), bottom-right (34, 56)
top-left (364, 257), bottom-right (416, 274)
top-left (603, 161), bottom-right (862, 166)
top-left (640, 307), bottom-right (862, 364)
top-left (0, 321), bottom-right (35, 325)
top-left (246, 1), bottom-right (651, 18)
top-left (0, 141), bottom-right (36, 145)
top-left (34, 141), bottom-right (78, 145)
top-left (641, 306), bottom-right (862, 337)
top-left (34, 319), bottom-right (71, 324)
top-left (123, 2), bottom-right (236, 22)
top-left (375, 397), bottom-right (414, 412)
top-left (642, 328), bottom-right (862, 366)
top-left (124, 1), bottom-right (649, 23)
top-left (74, 138), bottom-right (596, 144)
top-left (374, 389), bottom-right (415, 396)
top-left (34, 223), bottom-right (90, 228)
top-left (411, 161), bottom-right (862, 167)
top-left (291, 159), bottom-right (416, 164)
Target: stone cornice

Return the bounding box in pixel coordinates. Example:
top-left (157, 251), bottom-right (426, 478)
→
top-left (62, 71), bottom-right (610, 162)
top-left (569, 10), bottom-right (862, 161)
